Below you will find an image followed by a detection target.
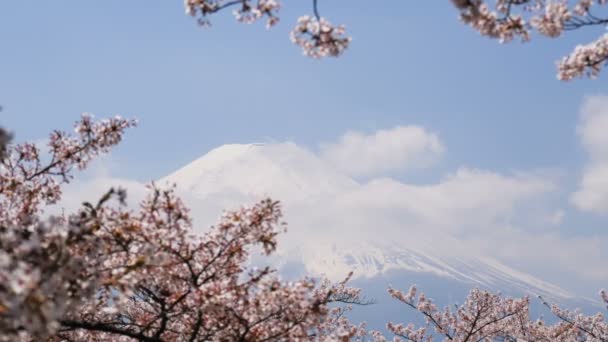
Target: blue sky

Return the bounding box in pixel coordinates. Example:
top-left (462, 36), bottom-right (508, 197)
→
top-left (2, 1), bottom-right (608, 295)
top-left (1, 0), bottom-right (603, 177)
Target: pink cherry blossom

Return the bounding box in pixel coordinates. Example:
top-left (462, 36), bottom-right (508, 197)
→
top-left (290, 16), bottom-right (351, 58)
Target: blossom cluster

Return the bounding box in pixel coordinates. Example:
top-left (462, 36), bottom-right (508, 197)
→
top-left (450, 0), bottom-right (608, 80)
top-left (290, 16), bottom-right (351, 58)
top-left (185, 0), bottom-right (280, 28)
top-left (234, 0), bottom-right (280, 28)
top-left (381, 285), bottom-right (530, 341)
top-left (312, 273), bottom-right (369, 341)
top-left (559, 33), bottom-right (608, 80)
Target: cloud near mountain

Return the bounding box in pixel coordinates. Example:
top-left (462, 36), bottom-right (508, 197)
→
top-left (571, 95), bottom-right (608, 213)
top-left (319, 125), bottom-right (444, 177)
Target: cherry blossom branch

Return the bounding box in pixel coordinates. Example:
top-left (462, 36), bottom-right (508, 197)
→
top-left (539, 295), bottom-right (608, 342)
top-left (450, 0), bottom-right (608, 80)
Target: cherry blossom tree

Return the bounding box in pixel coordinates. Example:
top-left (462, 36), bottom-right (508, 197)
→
top-left (0, 116), bottom-right (365, 341)
top-left (183, 0), bottom-right (608, 80)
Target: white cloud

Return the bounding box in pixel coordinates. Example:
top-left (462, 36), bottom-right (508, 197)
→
top-left (571, 96), bottom-right (608, 213)
top-left (54, 176), bottom-right (147, 215)
top-left (465, 230), bottom-right (608, 295)
top-left (571, 163), bottom-right (608, 213)
top-left (48, 156), bottom-right (149, 216)
top-left (330, 168), bottom-right (555, 234)
top-left (578, 96), bottom-right (608, 160)
top-left (319, 125), bottom-right (444, 177)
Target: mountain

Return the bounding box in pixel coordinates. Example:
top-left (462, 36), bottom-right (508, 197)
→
top-left (160, 143), bottom-right (594, 316)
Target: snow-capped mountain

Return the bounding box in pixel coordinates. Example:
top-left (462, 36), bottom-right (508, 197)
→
top-left (162, 142), bottom-right (358, 201)
top-left (160, 143), bottom-right (580, 304)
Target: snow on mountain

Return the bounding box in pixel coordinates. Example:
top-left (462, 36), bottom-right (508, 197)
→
top-left (288, 239), bottom-right (573, 300)
top-left (160, 143), bottom-right (575, 301)
top-left (162, 143), bottom-right (358, 201)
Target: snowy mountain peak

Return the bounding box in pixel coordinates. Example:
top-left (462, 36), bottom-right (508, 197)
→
top-left (161, 142), bottom-right (358, 201)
